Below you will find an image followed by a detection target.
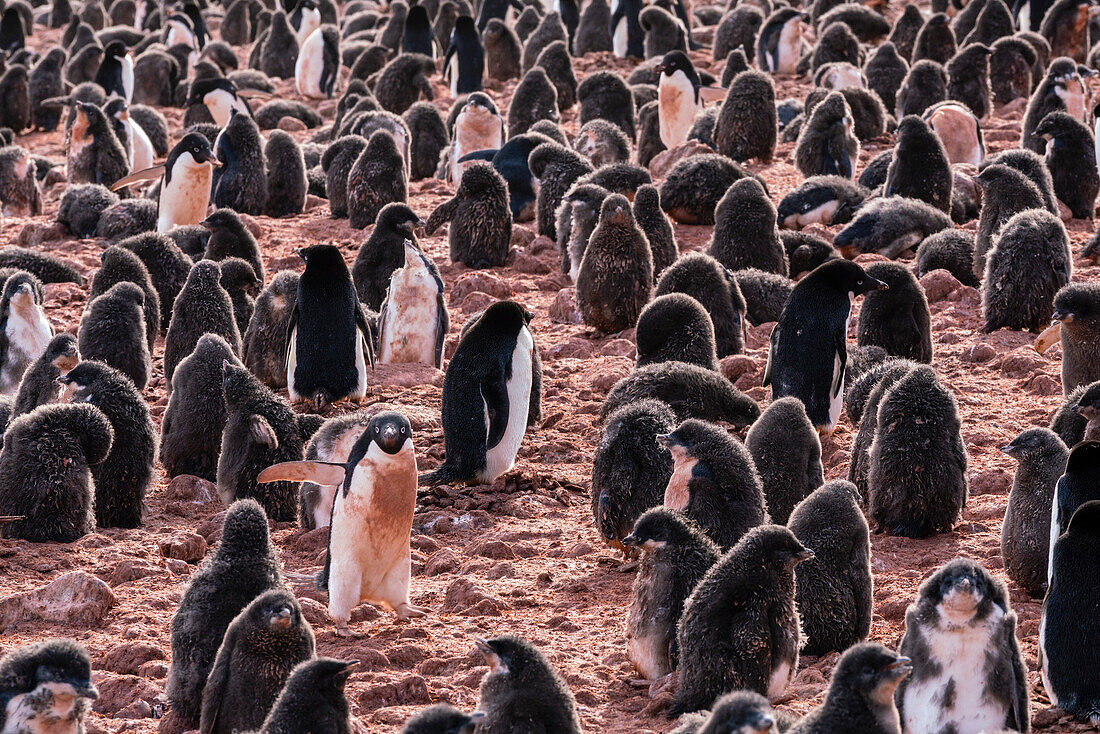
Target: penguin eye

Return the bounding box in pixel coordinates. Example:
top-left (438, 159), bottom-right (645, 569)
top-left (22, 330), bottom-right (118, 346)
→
top-left (857, 279), bottom-right (863, 286)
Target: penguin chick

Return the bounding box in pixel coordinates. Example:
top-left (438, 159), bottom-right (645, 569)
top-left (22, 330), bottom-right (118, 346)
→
top-left (671, 525), bottom-right (813, 715)
top-left (220, 257), bottom-right (262, 339)
top-left (635, 294), bottom-right (718, 371)
top-left (777, 175), bottom-right (867, 230)
top-left (782, 231), bottom-right (839, 278)
top-left (746, 397), bottom-right (823, 525)
top-left (868, 365), bottom-right (968, 537)
top-left (577, 70), bottom-right (636, 140)
top-left (66, 100), bottom-right (130, 190)
top-left (896, 59), bottom-right (948, 119)
top-left (0, 639), bottom-right (98, 734)
top-left (0, 271), bottom-right (52, 396)
top-left (375, 53), bottom-right (435, 114)
top-left (166, 499), bottom-right (285, 727)
top-left (256, 658), bottom-right (356, 734)
top-left (1033, 110), bottom-right (1098, 219)
top-left (913, 12), bottom-right (955, 64)
top-left (1002, 427), bottom-right (1068, 597)
top-left (885, 115), bottom-right (953, 213)
top-left (576, 193), bottom-right (653, 334)
top-left (623, 507), bottom-right (720, 680)
top-left (0, 146), bottom-right (43, 216)
top-left (11, 333), bottom-right (78, 422)
top-left (982, 209), bottom-right (1071, 333)
top-left (655, 252), bottom-right (745, 357)
top-left (946, 43), bottom-right (993, 119)
top-left (353, 203), bottom-right (425, 311)
top-left (243, 271), bottom-right (299, 390)
top-left (972, 163), bottom-right (1048, 281)
top-left (990, 36), bottom-right (1037, 105)
top-left (915, 229), bottom-right (979, 287)
top-left (794, 91), bottom-right (859, 179)
top-left (709, 177), bottom-right (787, 276)
top-left (474, 636), bottom-right (581, 734)
top-left (202, 208), bottom-right (264, 282)
top-left (1022, 58), bottom-right (1087, 153)
top-left (923, 102), bottom-right (985, 169)
top-left (264, 130), bottom-right (308, 218)
top-left (658, 153), bottom-right (757, 225)
top-left (88, 245), bottom-right (160, 352)
top-left (347, 130), bottom-right (408, 229)
top-left (574, 119), bottom-right (631, 168)
top-left (601, 360), bottom-right (760, 426)
top-left (833, 196), bottom-right (953, 259)
top-left (847, 359), bottom-right (918, 494)
top-left (671, 691), bottom-right (785, 734)
top-left (425, 161), bottom-right (511, 268)
top-left (864, 42), bottom-right (909, 114)
top-left (165, 261), bottom-right (241, 389)
top-left (78, 282), bottom-right (150, 389)
top-left (1050, 283), bottom-right (1100, 394)
top-left (857, 262), bottom-right (933, 363)
top-left (401, 705), bottom-right (483, 734)
top-left (715, 69), bottom-right (777, 163)
top-left (632, 184), bottom-right (677, 278)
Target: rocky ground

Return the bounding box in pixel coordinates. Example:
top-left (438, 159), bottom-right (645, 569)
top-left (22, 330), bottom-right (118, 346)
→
top-left (0, 15), bottom-right (1098, 734)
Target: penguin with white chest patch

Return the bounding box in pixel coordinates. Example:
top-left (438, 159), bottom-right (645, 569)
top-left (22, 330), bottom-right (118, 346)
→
top-left (0, 639), bottom-right (98, 734)
top-left (420, 300), bottom-right (536, 487)
top-left (610, 0), bottom-right (645, 58)
top-left (378, 241), bottom-right (449, 369)
top-left (0, 271), bottom-right (52, 396)
top-left (111, 133), bottom-right (221, 233)
top-left (758, 8), bottom-right (809, 73)
top-left (94, 40), bottom-right (134, 103)
top-left (186, 79), bottom-right (256, 129)
top-left (896, 558), bottom-right (1030, 734)
top-left (444, 16), bottom-right (484, 95)
top-left (260, 411), bottom-right (428, 634)
top-left (295, 25), bottom-right (340, 99)
top-left (446, 93), bottom-right (504, 185)
top-left (655, 51), bottom-right (722, 149)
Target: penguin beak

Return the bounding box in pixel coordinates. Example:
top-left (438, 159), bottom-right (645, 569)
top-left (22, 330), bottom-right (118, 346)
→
top-left (1052, 309), bottom-right (1074, 323)
top-left (654, 63), bottom-right (666, 73)
top-left (621, 533), bottom-right (640, 547)
top-left (746, 712), bottom-right (775, 733)
top-left (1000, 443), bottom-right (1017, 454)
top-left (295, 248), bottom-right (307, 262)
top-left (654, 433), bottom-right (672, 447)
top-left (885, 656), bottom-right (912, 677)
top-left (795, 546), bottom-right (815, 562)
top-left (1070, 403), bottom-right (1081, 413)
top-left (377, 422), bottom-right (403, 453)
top-left (872, 278), bottom-right (889, 291)
top-left (271, 607), bottom-right (293, 629)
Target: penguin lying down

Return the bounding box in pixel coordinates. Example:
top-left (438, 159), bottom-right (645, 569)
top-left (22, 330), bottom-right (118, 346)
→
top-left (258, 411), bottom-right (429, 635)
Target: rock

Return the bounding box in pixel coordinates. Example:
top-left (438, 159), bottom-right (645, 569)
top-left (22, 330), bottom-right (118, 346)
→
top-left (601, 339), bottom-right (636, 358)
top-left (467, 539), bottom-right (516, 559)
top-left (919, 269), bottom-right (963, 303)
top-left (511, 250), bottom-right (551, 274)
top-left (591, 366), bottom-right (629, 393)
top-left (510, 226), bottom-right (537, 250)
top-left (0, 571), bottom-right (117, 627)
top-left (450, 272), bottom-right (512, 303)
top-left (298, 597), bottom-right (332, 626)
top-left (563, 541), bottom-right (593, 558)
top-left (648, 141), bottom-right (713, 179)
top-left (442, 578), bottom-right (506, 615)
top-left (364, 362), bottom-right (444, 387)
top-left (424, 548), bottom-right (461, 575)
top-left (386, 644), bottom-right (429, 667)
top-left (970, 469), bottom-right (1011, 496)
top-left (108, 560), bottom-right (161, 586)
top-left (158, 533), bottom-right (208, 562)
top-left (304, 194), bottom-right (327, 212)
top-left (720, 355), bottom-right (756, 382)
top-left (165, 474), bottom-right (217, 503)
top-left (546, 337), bottom-right (593, 360)
top-left (459, 291), bottom-right (497, 313)
top-left (1025, 373), bottom-right (1061, 396)
top-left (961, 342), bottom-right (996, 363)
top-left (277, 116), bottom-right (308, 132)
top-left (99, 643), bottom-right (166, 675)
top-left (994, 349), bottom-right (1046, 377)
top-left (549, 288), bottom-right (582, 324)
top-left (137, 661), bottom-right (168, 679)
top-left (357, 675), bottom-right (431, 708)
top-left (17, 222), bottom-right (67, 246)
top-left (92, 673), bottom-right (161, 716)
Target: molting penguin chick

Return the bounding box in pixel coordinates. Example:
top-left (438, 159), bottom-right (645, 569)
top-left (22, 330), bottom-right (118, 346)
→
top-left (66, 100), bottom-right (130, 190)
top-left (763, 259), bottom-right (887, 435)
top-left (0, 639), bottom-right (98, 734)
top-left (655, 252), bottom-right (746, 357)
top-left (165, 499), bottom-right (284, 728)
top-left (420, 301), bottom-right (536, 487)
top-left (659, 418), bottom-right (768, 551)
top-left (576, 193), bottom-right (653, 334)
top-left (473, 636), bottom-right (581, 734)
top-left (856, 261), bottom-right (933, 363)
top-left (347, 130), bottom-right (408, 229)
top-left (708, 177), bottom-right (787, 276)
top-left (78, 281), bottom-right (150, 389)
top-left (777, 175), bottom-right (867, 230)
top-left (243, 271), bottom-right (299, 390)
top-left (896, 59), bottom-right (948, 119)
top-left (425, 161), bottom-right (512, 268)
top-left (1033, 110), bottom-right (1098, 219)
top-left (896, 558), bottom-right (1030, 734)
top-left (982, 209), bottom-right (1071, 333)
top-left (11, 334), bottom-right (79, 422)
top-left (788, 480), bottom-right (871, 656)
top-left (575, 119), bottom-right (631, 169)
top-left (794, 91), bottom-right (859, 179)
top-left (1022, 58), bottom-right (1087, 153)
top-left (353, 203), bottom-right (424, 311)
top-left (868, 365), bottom-right (968, 537)
top-left (592, 398), bottom-right (675, 549)
top-left (1001, 427), bottom-right (1068, 597)
top-left (635, 293), bottom-right (718, 370)
top-left (623, 507), bottom-right (720, 680)
top-left (1047, 283), bottom-right (1100, 393)
top-left (632, 184), bottom-right (677, 278)
top-left (257, 658), bottom-right (356, 734)
top-left (0, 271), bottom-right (52, 395)
top-left (745, 396), bottom-right (823, 525)
top-left (164, 260), bottom-right (241, 389)
top-left (378, 241), bottom-right (449, 368)
top-left (833, 196), bottom-right (953, 259)
top-left (671, 524), bottom-right (812, 715)
top-left (885, 115), bottom-right (953, 213)
top-left (0, 403), bottom-right (112, 542)
top-left (601, 361), bottom-right (760, 426)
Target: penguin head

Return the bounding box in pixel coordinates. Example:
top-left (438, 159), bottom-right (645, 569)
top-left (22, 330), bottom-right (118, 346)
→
top-left (1032, 110), bottom-right (1078, 142)
top-left (473, 636), bottom-right (547, 680)
top-left (102, 40), bottom-right (127, 61)
top-left (754, 525), bottom-right (814, 570)
top-left (654, 50), bottom-right (695, 83)
top-left (200, 207), bottom-right (243, 234)
top-left (1053, 282), bottom-right (1100, 333)
top-left (219, 258), bottom-right (262, 297)
top-left (363, 411), bottom-right (413, 455)
top-left (299, 658), bottom-right (358, 696)
top-left (187, 77), bottom-right (237, 109)
top-left (249, 589), bottom-right (301, 634)
top-left (622, 506), bottom-right (700, 552)
top-left (17, 640), bottom-right (98, 702)
top-left (921, 557), bottom-right (1005, 625)
top-left (46, 334), bottom-right (80, 374)
top-left (830, 643), bottom-right (911, 707)
top-left (462, 92), bottom-right (499, 117)
top-left (809, 259), bottom-right (887, 298)
top-left (378, 203), bottom-right (425, 235)
top-left (402, 239), bottom-right (430, 271)
top-left (217, 497), bottom-right (273, 559)
top-left (656, 419), bottom-right (707, 459)
top-left (2, 271), bottom-right (43, 313)
top-left (1067, 499), bottom-right (1100, 538)
top-left (1000, 427), bottom-right (1067, 462)
top-left (599, 193), bottom-right (634, 226)
top-left (295, 244), bottom-right (346, 275)
top-left (703, 691), bottom-right (777, 734)
top-left (175, 132), bottom-right (220, 169)
top-left (401, 704), bottom-right (485, 734)
top-left (57, 360), bottom-right (119, 405)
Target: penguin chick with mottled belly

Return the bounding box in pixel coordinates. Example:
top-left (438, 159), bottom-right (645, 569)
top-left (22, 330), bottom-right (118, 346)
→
top-left (446, 93), bottom-right (505, 185)
top-left (260, 411), bottom-right (428, 633)
top-left (896, 558), bottom-right (1030, 734)
top-left (378, 242), bottom-right (448, 369)
top-left (0, 271), bottom-right (52, 395)
top-left (0, 639), bottom-right (99, 734)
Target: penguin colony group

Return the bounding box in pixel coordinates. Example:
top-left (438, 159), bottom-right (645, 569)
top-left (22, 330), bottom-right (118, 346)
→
top-left (0, 0), bottom-right (1099, 729)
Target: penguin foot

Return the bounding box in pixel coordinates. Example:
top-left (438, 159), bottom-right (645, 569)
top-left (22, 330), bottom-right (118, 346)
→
top-left (334, 625), bottom-right (361, 638)
top-left (648, 672), bottom-right (677, 698)
top-left (395, 603), bottom-right (430, 621)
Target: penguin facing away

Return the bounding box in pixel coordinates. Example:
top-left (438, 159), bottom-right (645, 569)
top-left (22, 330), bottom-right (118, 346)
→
top-left (111, 133), bottom-right (221, 233)
top-left (259, 410), bottom-right (429, 634)
top-left (378, 241), bottom-right (449, 369)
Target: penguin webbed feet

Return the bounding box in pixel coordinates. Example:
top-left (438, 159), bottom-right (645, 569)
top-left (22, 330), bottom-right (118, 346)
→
top-left (395, 603), bottom-right (430, 621)
top-left (334, 625), bottom-right (362, 638)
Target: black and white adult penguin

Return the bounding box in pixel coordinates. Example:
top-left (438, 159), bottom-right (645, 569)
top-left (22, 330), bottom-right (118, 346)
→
top-left (610, 0), bottom-right (645, 58)
top-left (105, 98), bottom-right (155, 174)
top-left (763, 260), bottom-right (888, 435)
top-left (1048, 440), bottom-right (1100, 581)
top-left (111, 133), bottom-right (221, 233)
top-left (444, 16), bottom-right (484, 95)
top-left (654, 50), bottom-right (722, 149)
top-left (0, 272), bottom-right (53, 396)
top-left (165, 12), bottom-right (199, 67)
top-left (289, 0), bottom-right (321, 49)
top-left (295, 25), bottom-right (340, 99)
top-left (420, 301), bottom-right (536, 487)
top-left (0, 640), bottom-right (99, 734)
top-left (378, 241), bottom-right (449, 369)
top-left (94, 40), bottom-right (134, 103)
top-left (403, 5), bottom-right (434, 56)
top-left (1014, 0), bottom-right (1054, 31)
top-left (186, 78), bottom-right (255, 129)
top-left (758, 8), bottom-right (809, 74)
top-left (477, 0), bottom-right (524, 32)
top-left (259, 411), bottom-right (428, 633)
top-left (287, 245), bottom-right (374, 410)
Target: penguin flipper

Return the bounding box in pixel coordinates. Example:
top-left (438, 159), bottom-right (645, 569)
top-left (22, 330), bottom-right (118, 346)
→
top-left (197, 625), bottom-right (237, 734)
top-left (762, 322), bottom-right (779, 387)
top-left (258, 460), bottom-right (347, 485)
top-left (457, 148), bottom-right (498, 164)
top-left (237, 89), bottom-right (273, 101)
top-left (481, 368), bottom-right (510, 449)
top-left (250, 415), bottom-right (279, 449)
top-left (831, 330), bottom-right (846, 400)
top-left (355, 305), bottom-right (375, 369)
top-left (284, 304), bottom-right (299, 377)
top-left (109, 164), bottom-right (165, 191)
top-left (434, 288), bottom-right (448, 369)
top-left (425, 196), bottom-right (459, 235)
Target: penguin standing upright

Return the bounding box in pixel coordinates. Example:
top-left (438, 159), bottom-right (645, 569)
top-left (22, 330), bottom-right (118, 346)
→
top-left (610, 0), bottom-right (645, 58)
top-left (259, 411), bottom-right (428, 634)
top-left (403, 5), bottom-right (434, 56)
top-left (763, 260), bottom-right (888, 435)
top-left (212, 109), bottom-right (268, 216)
top-left (295, 25), bottom-right (340, 99)
top-left (66, 101), bottom-right (130, 190)
top-left (0, 272), bottom-right (53, 395)
top-left (94, 40), bottom-right (134, 103)
top-left (105, 99), bottom-right (155, 174)
top-left (111, 133), bottom-right (221, 233)
top-left (378, 241), bottom-right (449, 369)
top-left (186, 78), bottom-right (255, 128)
top-left (655, 51), bottom-right (710, 149)
top-left (758, 8), bottom-right (809, 73)
top-left (444, 16), bottom-right (484, 95)
top-left (287, 245), bottom-right (374, 410)
top-left (289, 0), bottom-right (321, 48)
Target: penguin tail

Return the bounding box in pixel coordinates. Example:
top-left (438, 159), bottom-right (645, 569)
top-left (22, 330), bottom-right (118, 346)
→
top-left (315, 553), bottom-right (331, 592)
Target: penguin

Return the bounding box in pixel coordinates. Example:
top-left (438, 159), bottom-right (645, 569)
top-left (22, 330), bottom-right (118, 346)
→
top-left (817, 5), bottom-right (890, 42)
top-left (186, 78), bottom-right (255, 129)
top-left (420, 301), bottom-right (536, 487)
top-left (443, 15), bottom-right (484, 95)
top-left (56, 183), bottom-right (117, 238)
top-left (745, 397), bottom-right (823, 525)
top-left (202, 208), bottom-right (264, 282)
top-left (374, 53), bottom-right (435, 115)
top-left (794, 91), bottom-right (859, 179)
top-left (896, 59), bottom-right (949, 119)
top-left (212, 109), bottom-right (267, 216)
top-left (472, 637), bottom-right (580, 734)
top-left (0, 640), bottom-right (98, 734)
top-left (655, 51), bottom-right (704, 149)
top-left (856, 262), bottom-right (933, 363)
top-left (946, 44), bottom-right (993, 120)
top-left (322, 135), bottom-right (368, 219)
top-left (782, 231), bottom-right (840, 278)
top-left (786, 644), bottom-right (912, 734)
top-left (896, 558), bottom-right (1030, 734)
top-left (402, 706), bottom-right (484, 734)
top-left (913, 12), bottom-right (956, 63)
top-left (66, 100), bottom-right (130, 190)
top-left (809, 22), bottom-right (861, 73)
top-left (0, 403), bottom-right (112, 542)
top-left (982, 209), bottom-right (1072, 333)
top-left (763, 259), bottom-right (887, 435)
top-left (777, 175), bottom-right (867, 230)
top-left (296, 26), bottom-right (340, 99)
top-left (671, 691), bottom-right (786, 734)
top-left (592, 398), bottom-right (675, 550)
top-left (600, 360), bottom-right (760, 426)
top-left (714, 69), bottom-right (777, 163)
top-left (347, 130), bottom-right (407, 229)
top-left (670, 525), bottom-right (813, 715)
top-left (990, 36), bottom-right (1037, 104)
top-left (580, 162), bottom-right (651, 198)
top-left (1014, 0), bottom-right (1054, 30)
top-left (788, 480), bottom-right (872, 656)
top-left (833, 196), bottom-right (954, 259)
top-left (923, 101), bottom-right (985, 167)
top-left (352, 203), bottom-right (424, 311)
top-left (427, 161), bottom-right (512, 267)
top-left (482, 18), bottom-right (521, 83)
top-left (1048, 440), bottom-right (1100, 578)
top-left (713, 6), bottom-right (763, 64)
top-left (94, 40), bottom-right (134, 103)
top-left (577, 70), bottom-right (636, 140)
top-left (161, 335), bottom-right (240, 482)
top-left (868, 365), bottom-right (968, 537)
top-left (287, 245), bottom-right (373, 409)
top-left (244, 271), bottom-right (299, 390)
top-left (575, 0), bottom-right (614, 54)
top-left (623, 507), bottom-right (720, 680)
top-left (111, 133), bottom-right (221, 233)
top-left (1001, 427), bottom-right (1068, 597)
top-left (973, 163), bottom-right (1048, 281)
top-left (575, 119), bottom-right (631, 169)
top-left (476, 0), bottom-right (524, 32)
top-left (257, 658), bottom-right (356, 734)
top-left (1022, 58), bottom-right (1087, 152)
top-left (220, 258), bottom-right (261, 340)
top-left (757, 8), bottom-right (809, 73)
top-left (885, 115), bottom-right (953, 212)
top-left (0, 65), bottom-right (30, 135)
top-left (78, 282), bottom-right (150, 389)
top-left (0, 271), bottom-right (52, 396)
top-left (104, 98), bottom-right (155, 174)
top-left (658, 153), bottom-right (756, 225)
top-left (632, 184), bottom-right (677, 278)
top-left (29, 47), bottom-right (67, 132)
top-left (1037, 283), bottom-right (1100, 394)
top-left (1041, 497), bottom-right (1100, 723)
top-left (915, 229), bottom-right (979, 287)
top-left (635, 294), bottom-right (718, 371)
top-left (259, 11), bottom-right (299, 79)
top-left (534, 40), bottom-right (576, 112)
top-left (164, 261), bottom-right (241, 389)
top-left (377, 241), bottom-right (449, 369)
top-left (507, 67), bottom-right (560, 138)
top-left (610, 0), bottom-right (645, 58)
top-left (659, 418), bottom-right (768, 551)
top-left (290, 0), bottom-right (322, 48)
top-left (259, 410), bottom-right (426, 632)
top-left (654, 252), bottom-right (744, 357)
top-left (200, 589), bottom-right (315, 734)
top-left (1040, 0), bottom-right (1092, 63)
top-left (11, 334), bottom-right (79, 423)
top-left (117, 232), bottom-right (196, 331)
top-left (846, 359), bottom-right (917, 491)
top-left (403, 102), bottom-right (449, 181)
top-left (529, 141), bottom-right (593, 239)
top-left (1034, 110), bottom-right (1098, 219)
top-left (165, 499), bottom-right (284, 727)
top-left (576, 193), bottom-right (653, 334)
top-left (445, 94), bottom-right (504, 184)
top-left (708, 177), bottom-right (787, 276)
top-left (864, 42), bottom-right (909, 114)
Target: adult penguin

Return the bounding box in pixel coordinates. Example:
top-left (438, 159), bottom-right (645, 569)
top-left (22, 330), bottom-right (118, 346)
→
top-left (444, 16), bottom-right (484, 95)
top-left (654, 51), bottom-right (723, 149)
top-left (610, 0), bottom-right (645, 58)
top-left (94, 40), bottom-right (134, 103)
top-left (111, 133), bottom-right (221, 233)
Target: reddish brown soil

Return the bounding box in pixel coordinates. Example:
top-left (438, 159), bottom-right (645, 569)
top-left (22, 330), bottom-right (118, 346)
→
top-left (0, 19), bottom-right (1099, 734)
